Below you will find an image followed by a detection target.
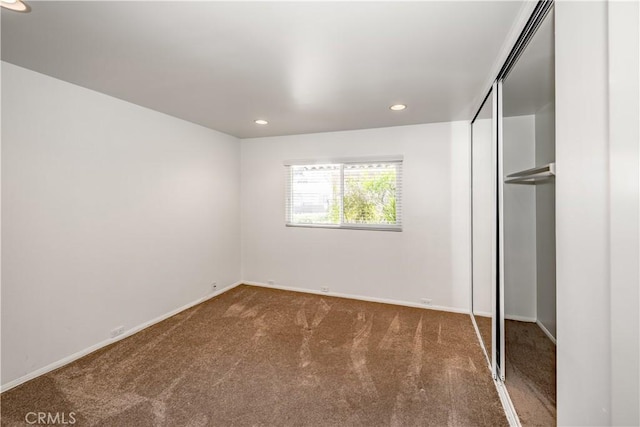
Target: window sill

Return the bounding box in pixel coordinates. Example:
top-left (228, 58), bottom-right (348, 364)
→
top-left (285, 223), bottom-right (402, 232)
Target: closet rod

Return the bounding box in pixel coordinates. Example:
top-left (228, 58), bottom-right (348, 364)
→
top-left (504, 162), bottom-right (555, 184)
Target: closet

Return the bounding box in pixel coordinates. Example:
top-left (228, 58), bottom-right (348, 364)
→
top-left (471, 1), bottom-right (556, 425)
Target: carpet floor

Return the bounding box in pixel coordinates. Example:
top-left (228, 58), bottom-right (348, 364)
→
top-left (1, 285), bottom-right (508, 426)
top-left (505, 320), bottom-right (556, 426)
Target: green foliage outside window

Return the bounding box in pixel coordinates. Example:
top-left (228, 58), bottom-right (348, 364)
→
top-left (327, 169), bottom-right (397, 224)
top-left (344, 169), bottom-right (396, 224)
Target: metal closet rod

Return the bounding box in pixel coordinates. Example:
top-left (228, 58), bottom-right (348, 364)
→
top-left (504, 163), bottom-right (556, 184)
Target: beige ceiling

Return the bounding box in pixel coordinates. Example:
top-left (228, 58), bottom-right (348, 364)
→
top-left (2, 1), bottom-right (525, 138)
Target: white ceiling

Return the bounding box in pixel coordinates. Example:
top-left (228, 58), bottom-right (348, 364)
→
top-left (1, 1), bottom-right (525, 138)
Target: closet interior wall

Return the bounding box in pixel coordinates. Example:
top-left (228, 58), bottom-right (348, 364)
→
top-left (502, 106), bottom-right (556, 337)
top-left (503, 115), bottom-right (537, 322)
top-left (534, 102), bottom-right (556, 337)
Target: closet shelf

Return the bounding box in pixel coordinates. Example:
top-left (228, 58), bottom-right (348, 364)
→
top-left (505, 162), bottom-right (555, 185)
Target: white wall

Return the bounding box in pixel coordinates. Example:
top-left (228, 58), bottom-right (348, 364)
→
top-left (608, 0), bottom-right (640, 424)
top-left (240, 122), bottom-right (470, 311)
top-left (502, 115), bottom-right (537, 321)
top-left (472, 118), bottom-right (493, 317)
top-left (534, 102), bottom-right (556, 338)
top-left (1, 63), bottom-right (241, 387)
top-left (557, 1), bottom-right (640, 424)
top-left (556, 2), bottom-right (612, 425)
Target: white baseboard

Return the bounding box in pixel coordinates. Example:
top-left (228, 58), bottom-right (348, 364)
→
top-left (504, 314), bottom-right (537, 323)
top-left (242, 281), bottom-right (470, 315)
top-left (472, 311), bottom-right (492, 318)
top-left (536, 320), bottom-right (557, 345)
top-left (1, 281), bottom-right (242, 393)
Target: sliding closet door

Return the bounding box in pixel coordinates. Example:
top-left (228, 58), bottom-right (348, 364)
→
top-left (470, 0), bottom-right (556, 423)
top-left (471, 83), bottom-right (499, 378)
top-left (496, 80), bottom-right (505, 381)
top-left (498, 3), bottom-right (557, 423)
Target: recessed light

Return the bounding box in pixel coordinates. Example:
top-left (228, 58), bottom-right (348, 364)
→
top-left (254, 119), bottom-right (268, 125)
top-left (0, 0), bottom-right (30, 12)
top-left (390, 104), bottom-right (407, 111)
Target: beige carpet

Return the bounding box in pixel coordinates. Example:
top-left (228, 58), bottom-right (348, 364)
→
top-left (505, 320), bottom-right (556, 426)
top-left (1, 285), bottom-right (508, 426)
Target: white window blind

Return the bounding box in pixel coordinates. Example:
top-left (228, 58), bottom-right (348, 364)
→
top-left (285, 158), bottom-right (403, 231)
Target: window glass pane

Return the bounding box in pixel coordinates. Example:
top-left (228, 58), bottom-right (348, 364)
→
top-left (343, 163), bottom-right (397, 225)
top-left (290, 164), bottom-right (341, 225)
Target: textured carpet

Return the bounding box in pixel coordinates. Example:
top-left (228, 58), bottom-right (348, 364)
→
top-left (1, 285), bottom-right (508, 426)
top-left (505, 320), bottom-right (556, 426)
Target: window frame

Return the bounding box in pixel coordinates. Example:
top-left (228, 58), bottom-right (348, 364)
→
top-left (284, 156), bottom-right (403, 232)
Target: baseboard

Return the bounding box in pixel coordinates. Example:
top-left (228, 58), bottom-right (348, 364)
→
top-left (504, 314), bottom-right (537, 322)
top-left (241, 281), bottom-right (470, 315)
top-left (0, 281), bottom-right (243, 393)
top-left (536, 320), bottom-right (557, 345)
top-left (472, 311), bottom-right (492, 318)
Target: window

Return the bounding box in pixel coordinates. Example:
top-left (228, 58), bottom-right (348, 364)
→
top-left (285, 157), bottom-right (403, 231)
